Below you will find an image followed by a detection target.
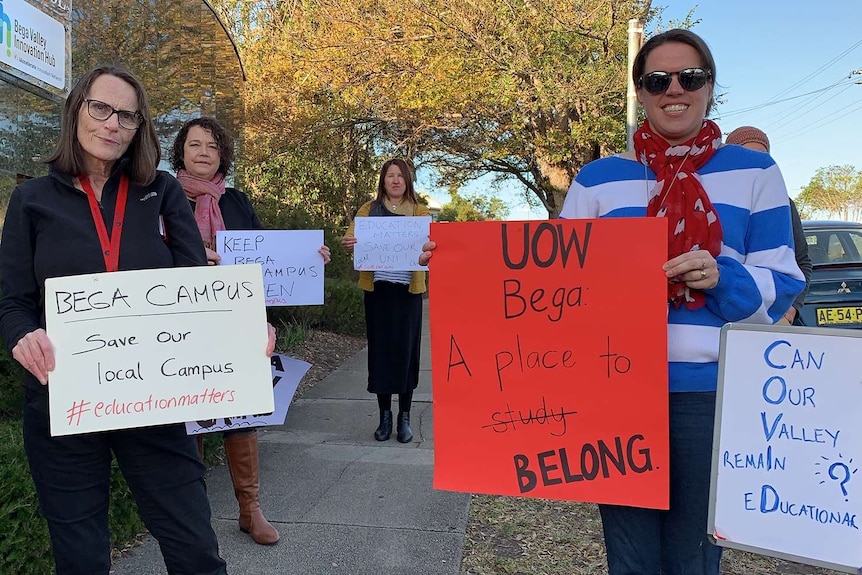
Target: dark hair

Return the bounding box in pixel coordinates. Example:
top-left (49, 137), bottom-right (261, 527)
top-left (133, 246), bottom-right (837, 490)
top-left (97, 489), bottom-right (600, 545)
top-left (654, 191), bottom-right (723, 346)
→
top-left (632, 28), bottom-right (717, 113)
top-left (169, 117), bottom-right (234, 176)
top-left (46, 65), bottom-right (159, 185)
top-left (375, 158), bottom-right (418, 205)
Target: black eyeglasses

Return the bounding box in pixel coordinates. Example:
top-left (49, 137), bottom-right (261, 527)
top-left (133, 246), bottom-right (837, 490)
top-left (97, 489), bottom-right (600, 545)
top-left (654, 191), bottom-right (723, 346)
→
top-left (637, 68), bottom-right (712, 95)
top-left (84, 99), bottom-right (144, 130)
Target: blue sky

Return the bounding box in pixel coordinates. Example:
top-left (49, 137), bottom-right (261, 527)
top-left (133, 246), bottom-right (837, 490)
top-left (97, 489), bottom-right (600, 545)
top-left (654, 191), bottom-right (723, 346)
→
top-left (423, 1), bottom-right (862, 219)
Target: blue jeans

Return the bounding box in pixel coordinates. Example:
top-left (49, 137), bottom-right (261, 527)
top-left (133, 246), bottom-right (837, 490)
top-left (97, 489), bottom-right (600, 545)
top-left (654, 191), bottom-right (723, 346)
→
top-left (23, 386), bottom-right (228, 575)
top-left (599, 392), bottom-right (722, 575)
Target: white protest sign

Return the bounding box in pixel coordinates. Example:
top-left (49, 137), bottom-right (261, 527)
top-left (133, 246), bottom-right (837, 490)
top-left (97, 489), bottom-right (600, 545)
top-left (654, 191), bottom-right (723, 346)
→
top-left (353, 216), bottom-right (430, 271)
top-left (216, 230), bottom-right (325, 306)
top-left (185, 353), bottom-right (311, 434)
top-left (44, 265), bottom-right (274, 437)
top-left (710, 324), bottom-right (862, 573)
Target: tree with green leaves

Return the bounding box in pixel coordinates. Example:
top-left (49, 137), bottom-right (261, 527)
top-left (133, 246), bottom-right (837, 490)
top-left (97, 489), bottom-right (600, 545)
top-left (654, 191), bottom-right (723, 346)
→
top-left (438, 189), bottom-right (510, 222)
top-left (796, 165), bottom-right (862, 222)
top-left (211, 0), bottom-right (654, 218)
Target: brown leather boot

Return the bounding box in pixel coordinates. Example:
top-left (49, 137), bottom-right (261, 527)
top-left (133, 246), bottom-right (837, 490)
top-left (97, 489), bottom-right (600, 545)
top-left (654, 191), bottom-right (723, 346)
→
top-left (224, 431), bottom-right (280, 545)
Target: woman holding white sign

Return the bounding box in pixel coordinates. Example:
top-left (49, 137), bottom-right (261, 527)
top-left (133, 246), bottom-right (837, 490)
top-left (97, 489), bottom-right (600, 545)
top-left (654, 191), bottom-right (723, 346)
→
top-left (0, 66), bottom-right (228, 574)
top-left (555, 30), bottom-right (807, 575)
top-left (342, 158), bottom-right (429, 443)
top-left (170, 116), bottom-right (331, 545)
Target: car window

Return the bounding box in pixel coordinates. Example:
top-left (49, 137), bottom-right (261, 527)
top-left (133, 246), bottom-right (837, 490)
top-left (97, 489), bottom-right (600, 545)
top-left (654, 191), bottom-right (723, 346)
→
top-left (850, 232), bottom-right (862, 261)
top-left (806, 229), bottom-right (862, 264)
top-left (806, 233), bottom-right (827, 264)
top-left (827, 234), bottom-right (846, 262)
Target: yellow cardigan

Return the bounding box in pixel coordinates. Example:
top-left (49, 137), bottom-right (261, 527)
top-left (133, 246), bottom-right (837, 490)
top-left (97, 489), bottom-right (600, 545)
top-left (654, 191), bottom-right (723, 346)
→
top-left (346, 200), bottom-right (430, 294)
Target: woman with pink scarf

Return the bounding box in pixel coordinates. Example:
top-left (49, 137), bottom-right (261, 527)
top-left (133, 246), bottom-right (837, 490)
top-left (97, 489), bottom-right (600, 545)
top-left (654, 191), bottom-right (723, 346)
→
top-left (170, 117), bottom-right (330, 545)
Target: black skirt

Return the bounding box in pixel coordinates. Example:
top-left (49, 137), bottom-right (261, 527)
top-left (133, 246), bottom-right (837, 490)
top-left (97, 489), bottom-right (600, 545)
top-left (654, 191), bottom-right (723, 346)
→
top-left (364, 281), bottom-right (422, 394)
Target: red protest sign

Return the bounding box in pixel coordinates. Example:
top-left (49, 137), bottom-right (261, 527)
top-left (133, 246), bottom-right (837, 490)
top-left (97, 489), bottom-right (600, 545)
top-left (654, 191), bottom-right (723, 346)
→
top-left (429, 218), bottom-right (670, 509)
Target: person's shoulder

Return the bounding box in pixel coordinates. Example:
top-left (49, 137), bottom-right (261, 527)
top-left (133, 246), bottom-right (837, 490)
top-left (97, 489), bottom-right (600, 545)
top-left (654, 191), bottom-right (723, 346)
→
top-left (14, 174), bottom-right (54, 194)
top-left (148, 170), bottom-right (184, 195)
top-left (707, 144), bottom-right (776, 172)
top-left (414, 201), bottom-right (431, 216)
top-left (575, 154), bottom-right (645, 187)
top-left (151, 169), bottom-right (181, 187)
top-left (13, 170), bottom-right (70, 201)
top-left (224, 187), bottom-right (252, 203)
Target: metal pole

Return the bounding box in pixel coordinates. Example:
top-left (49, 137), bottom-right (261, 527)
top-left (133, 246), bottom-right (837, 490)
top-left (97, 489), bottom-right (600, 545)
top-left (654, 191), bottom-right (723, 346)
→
top-left (626, 19), bottom-right (645, 152)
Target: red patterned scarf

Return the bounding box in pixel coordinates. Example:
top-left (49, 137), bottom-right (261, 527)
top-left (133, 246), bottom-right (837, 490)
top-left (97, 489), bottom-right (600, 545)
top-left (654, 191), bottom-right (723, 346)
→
top-left (177, 169), bottom-right (226, 249)
top-left (634, 118), bottom-right (723, 309)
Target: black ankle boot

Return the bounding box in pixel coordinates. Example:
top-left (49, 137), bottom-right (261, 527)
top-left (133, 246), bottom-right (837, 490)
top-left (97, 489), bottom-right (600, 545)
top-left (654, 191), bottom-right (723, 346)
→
top-left (374, 409), bottom-right (392, 441)
top-left (396, 412), bottom-right (413, 443)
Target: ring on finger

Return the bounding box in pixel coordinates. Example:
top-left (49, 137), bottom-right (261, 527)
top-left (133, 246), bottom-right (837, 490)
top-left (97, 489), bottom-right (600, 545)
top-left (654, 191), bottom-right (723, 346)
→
top-left (700, 269), bottom-right (707, 279)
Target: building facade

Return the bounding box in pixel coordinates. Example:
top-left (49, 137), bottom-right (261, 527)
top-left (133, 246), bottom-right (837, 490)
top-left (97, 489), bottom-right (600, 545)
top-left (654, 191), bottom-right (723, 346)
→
top-left (0, 0), bottom-right (244, 222)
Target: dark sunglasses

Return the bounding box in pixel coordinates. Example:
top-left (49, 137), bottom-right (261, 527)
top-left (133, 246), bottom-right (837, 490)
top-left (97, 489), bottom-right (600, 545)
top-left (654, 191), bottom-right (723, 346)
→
top-left (637, 68), bottom-right (712, 95)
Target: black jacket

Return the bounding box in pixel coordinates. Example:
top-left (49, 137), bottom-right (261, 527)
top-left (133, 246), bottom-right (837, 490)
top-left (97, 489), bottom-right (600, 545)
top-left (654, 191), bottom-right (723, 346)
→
top-left (0, 165), bottom-right (206, 387)
top-left (218, 188), bottom-right (264, 231)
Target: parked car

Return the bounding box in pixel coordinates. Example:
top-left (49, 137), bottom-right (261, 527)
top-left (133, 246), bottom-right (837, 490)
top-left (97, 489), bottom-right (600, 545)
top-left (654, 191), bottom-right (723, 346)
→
top-left (798, 220), bottom-right (862, 328)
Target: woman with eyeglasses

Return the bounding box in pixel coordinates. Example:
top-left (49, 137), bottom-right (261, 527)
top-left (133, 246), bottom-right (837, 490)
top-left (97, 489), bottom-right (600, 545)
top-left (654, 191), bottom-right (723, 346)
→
top-left (558, 30), bottom-right (805, 574)
top-left (0, 66), bottom-right (229, 574)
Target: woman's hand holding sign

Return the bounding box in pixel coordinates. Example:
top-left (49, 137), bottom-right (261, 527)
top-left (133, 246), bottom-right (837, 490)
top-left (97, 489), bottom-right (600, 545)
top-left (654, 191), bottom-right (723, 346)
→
top-left (418, 241), bottom-right (436, 267)
top-left (662, 249), bottom-right (720, 291)
top-left (266, 322), bottom-right (277, 357)
top-left (13, 328), bottom-right (55, 386)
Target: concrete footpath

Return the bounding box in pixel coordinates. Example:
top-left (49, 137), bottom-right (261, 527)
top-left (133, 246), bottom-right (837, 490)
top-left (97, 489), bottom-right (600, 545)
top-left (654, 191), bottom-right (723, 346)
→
top-left (109, 300), bottom-right (471, 575)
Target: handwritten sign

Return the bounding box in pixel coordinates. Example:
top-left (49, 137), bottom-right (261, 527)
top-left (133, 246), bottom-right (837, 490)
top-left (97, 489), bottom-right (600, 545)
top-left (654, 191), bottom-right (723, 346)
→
top-left (353, 216), bottom-right (430, 271)
top-left (710, 324), bottom-right (862, 573)
top-left (44, 265), bottom-right (274, 437)
top-left (429, 219), bottom-right (670, 508)
top-left (216, 230), bottom-right (325, 306)
top-left (185, 353), bottom-right (311, 434)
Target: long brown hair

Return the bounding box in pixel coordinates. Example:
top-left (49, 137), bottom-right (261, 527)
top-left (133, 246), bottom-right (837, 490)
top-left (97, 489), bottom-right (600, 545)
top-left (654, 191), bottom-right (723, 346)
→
top-left (374, 158), bottom-right (418, 205)
top-left (45, 65), bottom-right (160, 185)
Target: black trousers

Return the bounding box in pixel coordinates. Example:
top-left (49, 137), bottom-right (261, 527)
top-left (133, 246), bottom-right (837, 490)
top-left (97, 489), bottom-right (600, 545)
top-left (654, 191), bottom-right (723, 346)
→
top-left (364, 281), bottom-right (422, 395)
top-left (23, 386), bottom-right (227, 575)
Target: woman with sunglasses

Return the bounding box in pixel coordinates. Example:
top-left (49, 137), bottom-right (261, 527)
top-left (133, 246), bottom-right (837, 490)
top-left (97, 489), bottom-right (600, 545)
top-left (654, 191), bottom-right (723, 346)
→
top-left (559, 30), bottom-right (805, 574)
top-left (0, 66), bottom-right (229, 574)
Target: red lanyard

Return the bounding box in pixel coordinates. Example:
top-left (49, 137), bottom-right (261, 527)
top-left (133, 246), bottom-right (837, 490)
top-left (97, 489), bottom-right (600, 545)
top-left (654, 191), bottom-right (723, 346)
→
top-left (79, 174), bottom-right (128, 272)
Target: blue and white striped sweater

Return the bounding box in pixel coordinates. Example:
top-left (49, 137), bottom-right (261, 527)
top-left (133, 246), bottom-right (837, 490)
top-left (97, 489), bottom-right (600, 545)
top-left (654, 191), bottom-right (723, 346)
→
top-left (559, 145), bottom-right (806, 392)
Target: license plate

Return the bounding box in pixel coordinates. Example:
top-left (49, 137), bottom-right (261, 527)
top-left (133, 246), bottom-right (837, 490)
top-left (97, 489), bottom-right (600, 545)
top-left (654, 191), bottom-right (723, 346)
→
top-left (816, 306), bottom-right (862, 326)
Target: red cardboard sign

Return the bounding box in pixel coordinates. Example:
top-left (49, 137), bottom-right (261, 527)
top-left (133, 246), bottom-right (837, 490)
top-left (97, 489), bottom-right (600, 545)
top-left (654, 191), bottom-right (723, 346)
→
top-left (429, 218), bottom-right (670, 508)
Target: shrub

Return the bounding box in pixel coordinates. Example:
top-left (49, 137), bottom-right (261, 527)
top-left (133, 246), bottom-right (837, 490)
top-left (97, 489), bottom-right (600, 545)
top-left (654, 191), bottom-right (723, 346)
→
top-left (0, 416), bottom-right (204, 572)
top-left (267, 277), bottom-right (365, 337)
top-left (0, 420), bottom-right (52, 574)
top-left (0, 349), bottom-right (23, 420)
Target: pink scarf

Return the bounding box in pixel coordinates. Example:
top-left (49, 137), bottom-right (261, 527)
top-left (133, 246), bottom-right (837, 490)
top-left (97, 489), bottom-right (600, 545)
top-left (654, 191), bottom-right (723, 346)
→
top-left (177, 169), bottom-right (226, 249)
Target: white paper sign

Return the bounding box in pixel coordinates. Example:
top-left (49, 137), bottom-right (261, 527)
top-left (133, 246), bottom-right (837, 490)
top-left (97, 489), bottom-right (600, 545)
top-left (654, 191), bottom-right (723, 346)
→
top-left (185, 353), bottom-right (311, 434)
top-left (44, 265), bottom-right (274, 436)
top-left (216, 230), bottom-right (325, 306)
top-left (0, 0), bottom-right (67, 90)
top-left (353, 216), bottom-right (430, 271)
top-left (710, 324), bottom-right (862, 573)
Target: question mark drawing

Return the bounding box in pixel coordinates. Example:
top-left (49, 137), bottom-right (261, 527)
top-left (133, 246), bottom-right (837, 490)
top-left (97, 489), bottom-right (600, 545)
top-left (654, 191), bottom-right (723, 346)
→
top-left (829, 462), bottom-right (851, 499)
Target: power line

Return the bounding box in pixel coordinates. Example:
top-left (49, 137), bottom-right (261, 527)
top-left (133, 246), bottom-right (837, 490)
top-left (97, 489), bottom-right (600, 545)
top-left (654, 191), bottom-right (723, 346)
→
top-left (716, 77), bottom-right (858, 119)
top-left (773, 98), bottom-right (862, 144)
top-left (760, 39), bottom-right (862, 105)
top-left (764, 80), bottom-right (856, 133)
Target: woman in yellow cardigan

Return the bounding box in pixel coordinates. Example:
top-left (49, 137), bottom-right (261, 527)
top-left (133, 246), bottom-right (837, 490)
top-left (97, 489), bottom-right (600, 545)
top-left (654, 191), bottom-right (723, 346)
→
top-left (342, 158), bottom-right (429, 443)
